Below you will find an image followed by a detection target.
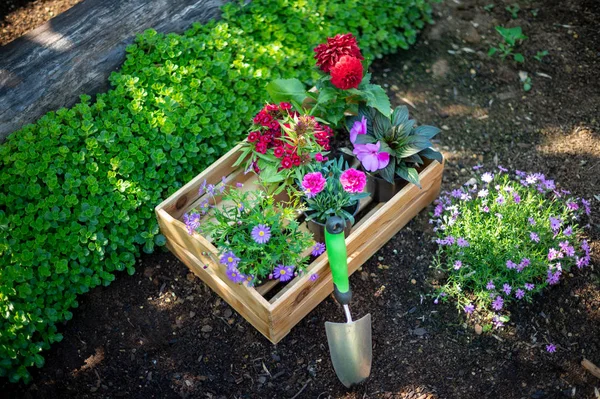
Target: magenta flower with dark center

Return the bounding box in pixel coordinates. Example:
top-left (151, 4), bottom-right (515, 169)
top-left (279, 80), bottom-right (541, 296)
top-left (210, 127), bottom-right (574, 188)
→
top-left (567, 201), bottom-right (579, 210)
top-left (251, 224), bottom-right (271, 244)
top-left (220, 251), bottom-right (240, 268)
top-left (546, 270), bottom-right (561, 285)
top-left (273, 265), bottom-right (294, 282)
top-left (451, 189), bottom-right (463, 198)
top-left (506, 260), bottom-right (517, 270)
top-left (513, 193), bottom-right (521, 203)
top-left (353, 141), bottom-right (390, 172)
top-left (496, 195), bottom-right (505, 205)
top-left (349, 116), bottom-right (367, 143)
top-left (311, 242), bottom-right (326, 257)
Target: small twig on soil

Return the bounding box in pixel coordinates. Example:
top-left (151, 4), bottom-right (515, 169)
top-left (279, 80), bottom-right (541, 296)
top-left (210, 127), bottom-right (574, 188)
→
top-left (290, 379), bottom-right (311, 399)
top-left (582, 358), bottom-right (600, 379)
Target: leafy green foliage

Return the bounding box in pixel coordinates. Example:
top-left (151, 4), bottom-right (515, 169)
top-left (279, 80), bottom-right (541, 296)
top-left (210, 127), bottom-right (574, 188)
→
top-left (505, 3), bottom-right (520, 19)
top-left (348, 105), bottom-right (442, 185)
top-left (534, 50), bottom-right (549, 62)
top-left (0, 0), bottom-right (436, 383)
top-left (432, 170), bottom-right (590, 329)
top-left (488, 26), bottom-right (527, 63)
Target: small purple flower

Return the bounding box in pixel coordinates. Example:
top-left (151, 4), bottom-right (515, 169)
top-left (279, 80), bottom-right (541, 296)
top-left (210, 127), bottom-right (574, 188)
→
top-left (457, 238), bottom-right (470, 248)
top-left (492, 296), bottom-right (504, 311)
top-left (515, 289), bottom-right (525, 299)
top-left (502, 284), bottom-right (512, 295)
top-left (496, 195), bottom-right (505, 205)
top-left (273, 265), bottom-right (294, 282)
top-left (478, 189), bottom-right (489, 198)
top-left (220, 251), bottom-right (240, 268)
top-left (549, 216), bottom-right (561, 232)
top-left (486, 281), bottom-right (496, 290)
top-left (506, 260), bottom-right (518, 270)
top-left (453, 260), bottom-right (463, 270)
top-left (199, 199), bottom-right (211, 214)
top-left (183, 213), bottom-right (201, 235)
top-left (548, 248), bottom-right (563, 261)
top-left (567, 201), bottom-right (579, 211)
top-left (576, 256), bottom-right (590, 269)
top-left (251, 224), bottom-right (271, 244)
top-left (433, 203), bottom-right (444, 217)
top-left (524, 283), bottom-right (535, 291)
top-left (546, 344), bottom-right (556, 353)
top-left (492, 315), bottom-right (504, 328)
top-left (481, 172), bottom-right (494, 183)
top-left (498, 165), bottom-right (508, 172)
top-left (530, 232), bottom-right (540, 243)
top-left (451, 189), bottom-right (463, 198)
top-left (518, 258), bottom-right (531, 272)
top-left (528, 217), bottom-right (536, 226)
top-left (581, 198), bottom-right (591, 215)
top-left (515, 170), bottom-right (526, 177)
top-left (464, 303), bottom-right (475, 314)
top-left (563, 226), bottom-right (573, 236)
top-left (206, 183), bottom-right (216, 196)
top-left (446, 236), bottom-right (456, 245)
top-left (311, 242), bottom-right (326, 257)
top-left (513, 193), bottom-right (521, 203)
top-left (473, 164), bottom-right (483, 170)
top-left (546, 270), bottom-right (561, 285)
top-left (310, 273), bottom-right (319, 282)
top-left (226, 267), bottom-right (245, 284)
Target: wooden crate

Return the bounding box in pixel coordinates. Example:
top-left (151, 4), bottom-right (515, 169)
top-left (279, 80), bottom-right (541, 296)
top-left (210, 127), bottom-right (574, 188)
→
top-left (155, 143), bottom-right (444, 343)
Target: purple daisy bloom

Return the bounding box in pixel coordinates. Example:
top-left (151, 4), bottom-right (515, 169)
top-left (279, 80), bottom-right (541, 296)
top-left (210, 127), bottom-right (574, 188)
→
top-left (513, 193), bottom-right (521, 203)
top-left (464, 303), bottom-right (475, 314)
top-left (506, 260), bottom-right (517, 270)
top-left (473, 164), bottom-right (483, 170)
top-left (310, 273), bottom-right (318, 282)
top-left (478, 189), bottom-right (489, 198)
top-left (451, 189), bottom-right (463, 198)
top-left (530, 232), bottom-right (540, 243)
top-left (528, 217), bottom-right (536, 226)
top-left (563, 226), bottom-right (573, 236)
top-left (502, 284), bottom-right (512, 295)
top-left (486, 281), bottom-right (496, 290)
top-left (453, 260), bottom-right (463, 270)
top-left (273, 265), bottom-right (294, 282)
top-left (546, 270), bottom-right (561, 285)
top-left (226, 267), bottom-right (245, 284)
top-left (498, 165), bottom-right (508, 172)
top-left (549, 216), bottom-right (561, 232)
top-left (251, 224), bottom-right (271, 244)
top-left (481, 172), bottom-right (494, 183)
top-left (581, 198), bottom-right (591, 215)
top-left (496, 195), bottom-right (505, 205)
top-left (492, 315), bottom-right (504, 328)
top-left (524, 283), bottom-right (535, 291)
top-left (548, 248), bottom-right (563, 261)
top-left (515, 289), bottom-right (525, 299)
top-left (567, 201), bottom-right (579, 211)
top-left (525, 174), bottom-right (538, 185)
top-left (546, 344), bottom-right (556, 353)
top-left (220, 251), bottom-right (240, 268)
top-left (311, 242), bottom-right (326, 257)
top-left (183, 213), bottom-right (201, 235)
top-left (457, 238), bottom-right (470, 248)
top-left (492, 296), bottom-right (504, 311)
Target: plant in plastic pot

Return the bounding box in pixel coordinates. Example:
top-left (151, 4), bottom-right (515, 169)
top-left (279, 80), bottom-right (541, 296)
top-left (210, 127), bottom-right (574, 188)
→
top-left (298, 156), bottom-right (370, 243)
top-left (347, 104), bottom-right (443, 201)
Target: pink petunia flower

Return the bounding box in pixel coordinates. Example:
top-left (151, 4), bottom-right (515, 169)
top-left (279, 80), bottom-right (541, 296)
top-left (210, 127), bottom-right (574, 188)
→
top-left (340, 168), bottom-right (367, 193)
top-left (353, 141), bottom-right (390, 172)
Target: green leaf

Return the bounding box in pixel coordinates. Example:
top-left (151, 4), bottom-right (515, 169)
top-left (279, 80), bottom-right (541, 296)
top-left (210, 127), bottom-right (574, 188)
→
top-left (353, 134), bottom-right (377, 145)
top-left (378, 158), bottom-right (396, 183)
top-left (396, 165), bottom-right (421, 187)
top-left (414, 125), bottom-right (440, 139)
top-left (513, 53), bottom-right (525, 63)
top-left (266, 78), bottom-right (307, 105)
top-left (315, 87), bottom-right (337, 107)
top-left (397, 135), bottom-right (432, 158)
top-left (391, 106), bottom-right (409, 126)
top-left (362, 84), bottom-right (391, 118)
top-left (488, 47), bottom-right (497, 57)
top-left (419, 148), bottom-right (443, 163)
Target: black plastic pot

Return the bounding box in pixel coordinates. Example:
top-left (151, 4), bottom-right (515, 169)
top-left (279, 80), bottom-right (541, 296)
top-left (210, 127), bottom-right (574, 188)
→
top-left (304, 202), bottom-right (359, 244)
top-left (367, 173), bottom-right (409, 202)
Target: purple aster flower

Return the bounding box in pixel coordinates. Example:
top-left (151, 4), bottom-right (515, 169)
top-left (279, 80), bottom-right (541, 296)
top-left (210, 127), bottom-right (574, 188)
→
top-left (548, 248), bottom-right (563, 261)
top-left (206, 184), bottom-right (216, 196)
top-left (464, 303), bottom-right (475, 314)
top-left (544, 179), bottom-right (556, 190)
top-left (198, 180), bottom-right (207, 196)
top-left (502, 284), bottom-right (512, 295)
top-left (530, 232), bottom-right (540, 243)
top-left (567, 201), bottom-right (579, 211)
top-left (482, 205), bottom-right (490, 213)
top-left (451, 189), bottom-right (463, 198)
top-left (183, 213), bottom-right (201, 235)
top-left (226, 267), bottom-right (245, 284)
top-left (446, 236), bottom-right (456, 245)
top-left (546, 344), bottom-right (556, 353)
top-left (515, 289), bottom-right (525, 299)
top-left (220, 251), bottom-right (240, 268)
top-left (478, 189), bottom-right (489, 198)
top-left (453, 260), bottom-right (463, 270)
top-left (498, 165), bottom-right (508, 172)
top-left (582, 240), bottom-right (590, 255)
top-left (199, 199), bottom-right (211, 214)
top-left (528, 217), bottom-right (536, 226)
top-left (486, 281), bottom-right (496, 290)
top-left (273, 265), bottom-right (294, 282)
top-left (525, 174), bottom-right (538, 185)
top-left (481, 172), bottom-right (494, 183)
top-left (311, 242), bottom-right (326, 257)
top-left (506, 260), bottom-right (518, 270)
top-left (518, 258), bottom-right (531, 272)
top-left (513, 193), bottom-right (521, 203)
top-left (237, 203), bottom-right (245, 212)
top-left (496, 195), bottom-right (505, 205)
top-left (251, 224), bottom-right (271, 244)
top-left (563, 226), bottom-right (573, 236)
top-left (549, 216), bottom-right (561, 232)
top-left (546, 270), bottom-right (561, 285)
top-left (581, 198), bottom-right (591, 215)
top-left (473, 164), bottom-right (483, 170)
top-left (457, 238), bottom-right (470, 247)
top-left (492, 315), bottom-right (504, 329)
top-left (433, 203), bottom-right (444, 217)
top-left (525, 283), bottom-right (535, 291)
top-left (576, 256), bottom-right (590, 269)
top-left (515, 170), bottom-right (526, 177)
top-left (309, 273), bottom-right (318, 282)
top-left (492, 296), bottom-right (504, 311)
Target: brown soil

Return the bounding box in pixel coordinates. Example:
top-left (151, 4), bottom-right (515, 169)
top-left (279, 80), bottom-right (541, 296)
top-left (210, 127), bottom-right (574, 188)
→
top-left (0, 0), bottom-right (80, 46)
top-left (2, 0), bottom-right (600, 398)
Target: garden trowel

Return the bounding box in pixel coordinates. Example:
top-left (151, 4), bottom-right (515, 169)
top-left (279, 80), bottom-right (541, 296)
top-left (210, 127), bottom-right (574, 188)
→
top-left (324, 216), bottom-right (372, 388)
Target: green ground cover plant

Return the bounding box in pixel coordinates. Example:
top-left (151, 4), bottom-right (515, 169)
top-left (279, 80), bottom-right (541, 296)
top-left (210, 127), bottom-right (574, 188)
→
top-left (0, 0), bottom-right (437, 383)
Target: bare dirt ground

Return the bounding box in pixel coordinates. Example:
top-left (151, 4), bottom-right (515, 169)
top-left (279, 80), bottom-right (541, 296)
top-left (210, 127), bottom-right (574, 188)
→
top-left (2, 0), bottom-right (600, 398)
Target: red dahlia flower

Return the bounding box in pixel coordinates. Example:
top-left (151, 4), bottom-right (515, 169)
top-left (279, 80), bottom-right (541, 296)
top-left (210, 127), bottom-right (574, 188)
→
top-left (330, 55), bottom-right (363, 90)
top-left (314, 33), bottom-right (364, 73)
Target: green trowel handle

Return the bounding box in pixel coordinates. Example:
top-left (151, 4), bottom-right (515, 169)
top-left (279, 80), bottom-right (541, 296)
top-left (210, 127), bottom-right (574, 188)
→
top-left (325, 216), bottom-right (352, 306)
